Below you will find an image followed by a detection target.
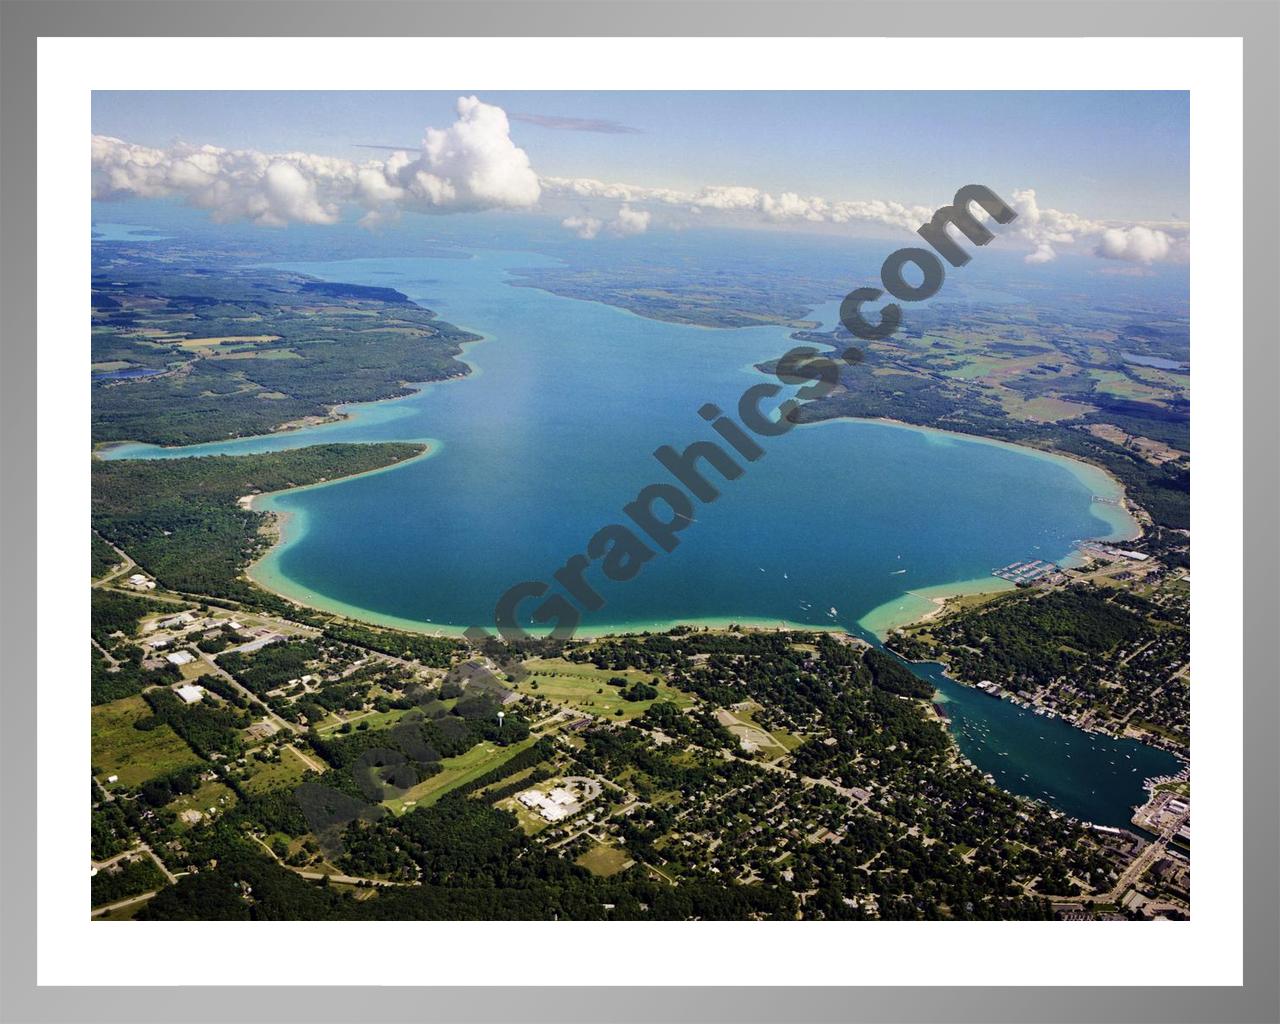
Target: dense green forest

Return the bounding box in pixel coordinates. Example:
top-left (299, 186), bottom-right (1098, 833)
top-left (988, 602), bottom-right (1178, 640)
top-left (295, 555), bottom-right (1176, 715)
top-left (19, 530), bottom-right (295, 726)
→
top-left (92, 856), bottom-right (168, 908)
top-left (91, 533), bottom-right (124, 579)
top-left (321, 621), bottom-right (458, 668)
top-left (219, 640), bottom-right (325, 695)
top-left (90, 589), bottom-right (177, 644)
top-left (890, 587), bottom-right (1146, 689)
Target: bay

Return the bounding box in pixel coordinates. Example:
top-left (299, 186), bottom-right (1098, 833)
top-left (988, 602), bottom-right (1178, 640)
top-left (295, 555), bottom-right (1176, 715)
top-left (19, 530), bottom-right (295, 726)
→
top-left (102, 248), bottom-right (1181, 824)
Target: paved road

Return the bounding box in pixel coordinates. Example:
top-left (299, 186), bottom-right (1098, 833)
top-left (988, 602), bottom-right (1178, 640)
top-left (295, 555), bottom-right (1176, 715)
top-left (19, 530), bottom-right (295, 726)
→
top-left (294, 870), bottom-right (413, 888)
top-left (90, 534), bottom-right (136, 588)
top-left (90, 890), bottom-right (157, 918)
top-left (197, 649), bottom-right (301, 736)
top-left (140, 841), bottom-right (179, 885)
top-left (1050, 809), bottom-right (1188, 905)
top-left (93, 842), bottom-right (180, 883)
top-left (92, 847), bottom-right (142, 871)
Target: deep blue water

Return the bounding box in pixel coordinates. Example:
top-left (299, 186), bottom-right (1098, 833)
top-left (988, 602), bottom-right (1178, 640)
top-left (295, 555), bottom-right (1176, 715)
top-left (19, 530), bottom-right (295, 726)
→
top-left (914, 662), bottom-right (1177, 825)
top-left (103, 249), bottom-right (1181, 824)
top-left (92, 367), bottom-right (166, 381)
top-left (1121, 350), bottom-right (1188, 371)
top-left (91, 222), bottom-right (171, 242)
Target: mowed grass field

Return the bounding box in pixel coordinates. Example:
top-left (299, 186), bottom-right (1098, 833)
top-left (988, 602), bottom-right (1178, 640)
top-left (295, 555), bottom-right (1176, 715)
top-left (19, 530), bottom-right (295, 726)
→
top-left (517, 657), bottom-right (694, 722)
top-left (383, 734), bottom-right (543, 814)
top-left (576, 843), bottom-right (633, 877)
top-left (92, 695), bottom-right (203, 788)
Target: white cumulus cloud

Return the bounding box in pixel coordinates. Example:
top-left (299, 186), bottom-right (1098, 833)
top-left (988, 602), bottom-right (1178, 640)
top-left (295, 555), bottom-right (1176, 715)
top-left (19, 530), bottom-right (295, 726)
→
top-left (1094, 225), bottom-right (1176, 264)
top-left (561, 215), bottom-right (602, 239)
top-left (560, 205), bottom-right (650, 239)
top-left (612, 205), bottom-right (650, 235)
top-left (92, 96), bottom-right (540, 226)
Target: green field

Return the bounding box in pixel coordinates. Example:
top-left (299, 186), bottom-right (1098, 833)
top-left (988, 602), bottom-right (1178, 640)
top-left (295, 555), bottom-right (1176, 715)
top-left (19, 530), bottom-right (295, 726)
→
top-left (576, 843), bottom-right (633, 877)
top-left (518, 658), bottom-right (693, 721)
top-left (716, 702), bottom-right (802, 758)
top-left (315, 707), bottom-right (408, 736)
top-left (165, 780), bottom-right (237, 821)
top-left (1087, 369), bottom-right (1169, 403)
top-left (383, 734), bottom-right (544, 814)
top-left (92, 696), bottom-right (203, 788)
top-left (240, 745), bottom-right (319, 794)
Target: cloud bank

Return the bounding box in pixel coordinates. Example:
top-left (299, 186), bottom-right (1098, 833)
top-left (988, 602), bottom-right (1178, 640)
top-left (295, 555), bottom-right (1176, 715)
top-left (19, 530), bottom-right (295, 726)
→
top-left (544, 178), bottom-right (1187, 264)
top-left (92, 96), bottom-right (1186, 264)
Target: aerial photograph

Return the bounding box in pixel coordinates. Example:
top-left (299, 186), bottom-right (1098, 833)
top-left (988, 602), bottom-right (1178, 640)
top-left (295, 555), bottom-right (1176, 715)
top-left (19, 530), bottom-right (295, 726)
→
top-left (88, 90), bottom-right (1191, 922)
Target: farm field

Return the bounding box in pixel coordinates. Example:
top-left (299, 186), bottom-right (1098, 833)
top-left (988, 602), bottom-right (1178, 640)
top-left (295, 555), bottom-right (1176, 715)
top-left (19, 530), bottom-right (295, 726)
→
top-left (91, 695), bottom-right (203, 788)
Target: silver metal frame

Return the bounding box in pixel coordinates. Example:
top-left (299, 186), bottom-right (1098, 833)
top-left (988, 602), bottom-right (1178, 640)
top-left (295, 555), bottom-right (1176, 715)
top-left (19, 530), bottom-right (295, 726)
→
top-left (1, 2), bottom-right (1275, 1021)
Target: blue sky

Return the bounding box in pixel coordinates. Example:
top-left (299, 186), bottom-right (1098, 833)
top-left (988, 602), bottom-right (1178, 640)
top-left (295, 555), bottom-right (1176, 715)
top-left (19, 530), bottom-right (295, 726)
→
top-left (93, 90), bottom-right (1188, 223)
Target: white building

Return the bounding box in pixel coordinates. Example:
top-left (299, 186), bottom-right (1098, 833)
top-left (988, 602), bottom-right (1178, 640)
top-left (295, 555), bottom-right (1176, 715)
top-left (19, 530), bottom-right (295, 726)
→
top-left (517, 786), bottom-right (580, 823)
top-left (175, 684), bottom-right (206, 705)
top-left (165, 650), bottom-right (196, 666)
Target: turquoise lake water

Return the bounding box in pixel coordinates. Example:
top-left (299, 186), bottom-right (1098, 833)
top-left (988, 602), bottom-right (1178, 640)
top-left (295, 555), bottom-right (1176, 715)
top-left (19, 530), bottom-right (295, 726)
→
top-left (102, 248), bottom-right (1181, 824)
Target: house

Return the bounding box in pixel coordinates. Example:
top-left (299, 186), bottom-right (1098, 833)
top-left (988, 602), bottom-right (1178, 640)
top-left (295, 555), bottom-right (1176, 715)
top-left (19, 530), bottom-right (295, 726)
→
top-left (165, 650), bottom-right (196, 666)
top-left (175, 684), bottom-right (206, 705)
top-left (159, 613), bottom-right (196, 629)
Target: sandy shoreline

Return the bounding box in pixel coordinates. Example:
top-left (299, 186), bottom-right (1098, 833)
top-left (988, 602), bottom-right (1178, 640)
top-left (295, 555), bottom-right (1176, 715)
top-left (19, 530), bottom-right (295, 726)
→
top-left (856, 575), bottom-right (1019, 641)
top-left (235, 413), bottom-right (1140, 643)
